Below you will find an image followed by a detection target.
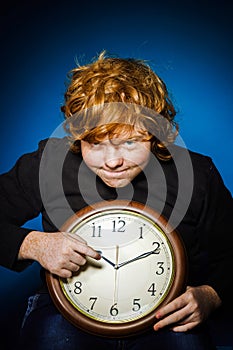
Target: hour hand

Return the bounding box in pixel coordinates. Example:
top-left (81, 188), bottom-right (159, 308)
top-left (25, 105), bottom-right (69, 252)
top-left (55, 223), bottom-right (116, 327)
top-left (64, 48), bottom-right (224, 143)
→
top-left (96, 250), bottom-right (115, 268)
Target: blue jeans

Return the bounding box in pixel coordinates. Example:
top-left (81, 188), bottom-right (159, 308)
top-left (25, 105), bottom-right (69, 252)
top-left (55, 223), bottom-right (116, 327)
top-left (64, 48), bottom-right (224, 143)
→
top-left (19, 293), bottom-right (217, 350)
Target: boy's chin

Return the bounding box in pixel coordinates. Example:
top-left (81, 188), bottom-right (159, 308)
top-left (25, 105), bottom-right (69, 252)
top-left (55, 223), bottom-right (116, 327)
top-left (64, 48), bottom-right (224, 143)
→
top-left (102, 177), bottom-right (131, 188)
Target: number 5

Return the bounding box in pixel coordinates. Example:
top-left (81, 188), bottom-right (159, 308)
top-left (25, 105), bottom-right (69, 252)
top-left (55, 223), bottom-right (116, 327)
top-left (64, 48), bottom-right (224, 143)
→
top-left (132, 298), bottom-right (141, 311)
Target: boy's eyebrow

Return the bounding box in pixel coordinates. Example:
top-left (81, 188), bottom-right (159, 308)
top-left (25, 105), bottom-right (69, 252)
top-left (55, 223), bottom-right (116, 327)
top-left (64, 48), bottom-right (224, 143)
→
top-left (109, 135), bottom-right (148, 145)
top-left (83, 130), bottom-right (151, 144)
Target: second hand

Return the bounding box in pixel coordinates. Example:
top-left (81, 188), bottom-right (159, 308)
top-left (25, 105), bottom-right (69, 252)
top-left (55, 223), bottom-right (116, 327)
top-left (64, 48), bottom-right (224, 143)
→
top-left (113, 245), bottom-right (119, 305)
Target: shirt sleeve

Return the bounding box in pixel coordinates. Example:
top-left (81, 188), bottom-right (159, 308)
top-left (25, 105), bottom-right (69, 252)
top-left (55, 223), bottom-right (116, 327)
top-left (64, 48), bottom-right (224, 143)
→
top-left (202, 161), bottom-right (233, 305)
top-left (0, 141), bottom-right (46, 271)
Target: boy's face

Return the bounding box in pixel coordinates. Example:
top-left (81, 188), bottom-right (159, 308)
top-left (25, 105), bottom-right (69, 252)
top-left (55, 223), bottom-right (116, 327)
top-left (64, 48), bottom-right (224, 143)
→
top-left (81, 134), bottom-right (151, 188)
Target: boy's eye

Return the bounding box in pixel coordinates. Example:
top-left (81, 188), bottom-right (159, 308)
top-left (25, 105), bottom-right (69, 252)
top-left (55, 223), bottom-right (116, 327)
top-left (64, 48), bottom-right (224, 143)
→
top-left (124, 140), bottom-right (135, 146)
top-left (90, 142), bottom-right (102, 149)
top-left (91, 141), bottom-right (101, 146)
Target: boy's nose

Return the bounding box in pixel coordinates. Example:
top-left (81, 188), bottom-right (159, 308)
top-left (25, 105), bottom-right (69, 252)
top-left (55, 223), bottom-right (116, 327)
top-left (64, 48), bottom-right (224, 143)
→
top-left (104, 146), bottom-right (124, 169)
top-left (105, 157), bottom-right (124, 169)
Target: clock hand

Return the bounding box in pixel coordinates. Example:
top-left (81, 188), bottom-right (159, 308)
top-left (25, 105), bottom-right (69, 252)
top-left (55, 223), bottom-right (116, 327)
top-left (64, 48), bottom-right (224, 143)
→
top-left (117, 247), bottom-right (160, 269)
top-left (113, 245), bottom-right (119, 304)
top-left (97, 248), bottom-right (120, 305)
top-left (96, 250), bottom-right (115, 268)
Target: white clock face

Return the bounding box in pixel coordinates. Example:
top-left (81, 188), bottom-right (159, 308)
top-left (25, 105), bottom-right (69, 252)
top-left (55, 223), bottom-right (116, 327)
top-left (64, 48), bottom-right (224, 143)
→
top-left (60, 209), bottom-right (174, 324)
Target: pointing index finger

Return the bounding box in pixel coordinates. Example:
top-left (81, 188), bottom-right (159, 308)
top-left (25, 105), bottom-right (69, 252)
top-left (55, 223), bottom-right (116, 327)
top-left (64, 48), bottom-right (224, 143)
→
top-left (63, 232), bottom-right (101, 260)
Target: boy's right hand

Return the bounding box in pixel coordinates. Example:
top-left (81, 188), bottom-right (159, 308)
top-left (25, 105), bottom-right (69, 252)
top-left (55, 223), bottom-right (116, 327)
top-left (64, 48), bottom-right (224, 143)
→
top-left (18, 230), bottom-right (101, 278)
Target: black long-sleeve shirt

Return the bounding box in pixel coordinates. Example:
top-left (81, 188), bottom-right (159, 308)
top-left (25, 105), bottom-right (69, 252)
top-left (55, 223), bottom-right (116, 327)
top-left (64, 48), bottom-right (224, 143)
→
top-left (0, 137), bottom-right (233, 306)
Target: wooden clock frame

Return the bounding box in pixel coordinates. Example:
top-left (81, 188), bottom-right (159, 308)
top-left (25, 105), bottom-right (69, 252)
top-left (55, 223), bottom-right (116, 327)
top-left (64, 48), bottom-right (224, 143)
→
top-left (46, 200), bottom-right (188, 338)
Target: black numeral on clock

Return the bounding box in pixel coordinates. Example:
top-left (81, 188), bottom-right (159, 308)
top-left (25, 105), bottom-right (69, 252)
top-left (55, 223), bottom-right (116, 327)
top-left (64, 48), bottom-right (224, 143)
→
top-left (89, 297), bottom-right (97, 310)
top-left (139, 226), bottom-right (144, 239)
top-left (152, 241), bottom-right (160, 253)
top-left (92, 223), bottom-right (101, 237)
top-left (148, 283), bottom-right (156, 296)
top-left (156, 262), bottom-right (165, 275)
top-left (132, 298), bottom-right (141, 311)
top-left (74, 281), bottom-right (82, 294)
top-left (112, 219), bottom-right (126, 232)
top-left (110, 303), bottom-right (119, 316)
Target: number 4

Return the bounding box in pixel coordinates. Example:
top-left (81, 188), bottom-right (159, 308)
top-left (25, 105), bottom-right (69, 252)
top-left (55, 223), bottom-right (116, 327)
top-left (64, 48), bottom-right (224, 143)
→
top-left (148, 283), bottom-right (156, 296)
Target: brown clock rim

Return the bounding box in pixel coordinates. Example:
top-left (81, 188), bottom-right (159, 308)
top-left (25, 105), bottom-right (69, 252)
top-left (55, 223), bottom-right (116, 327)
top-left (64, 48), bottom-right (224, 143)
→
top-left (46, 200), bottom-right (188, 338)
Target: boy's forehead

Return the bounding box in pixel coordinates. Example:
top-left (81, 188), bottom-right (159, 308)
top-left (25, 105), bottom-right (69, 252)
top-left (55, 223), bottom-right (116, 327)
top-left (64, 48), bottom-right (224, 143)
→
top-left (99, 131), bottom-right (146, 142)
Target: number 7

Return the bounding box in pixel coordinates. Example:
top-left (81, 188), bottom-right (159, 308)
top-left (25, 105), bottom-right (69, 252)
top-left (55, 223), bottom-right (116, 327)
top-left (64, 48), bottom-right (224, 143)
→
top-left (89, 297), bottom-right (97, 310)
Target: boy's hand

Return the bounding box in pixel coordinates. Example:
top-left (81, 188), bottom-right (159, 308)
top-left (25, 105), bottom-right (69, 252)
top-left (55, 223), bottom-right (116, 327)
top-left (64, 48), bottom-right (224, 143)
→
top-left (18, 230), bottom-right (101, 278)
top-left (154, 285), bottom-right (221, 332)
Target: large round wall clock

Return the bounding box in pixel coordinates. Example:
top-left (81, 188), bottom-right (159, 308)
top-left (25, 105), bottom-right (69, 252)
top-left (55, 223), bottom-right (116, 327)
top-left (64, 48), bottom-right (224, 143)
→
top-left (46, 200), bottom-right (188, 337)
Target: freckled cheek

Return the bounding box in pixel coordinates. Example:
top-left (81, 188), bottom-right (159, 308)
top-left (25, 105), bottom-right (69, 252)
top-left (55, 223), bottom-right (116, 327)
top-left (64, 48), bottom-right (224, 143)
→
top-left (125, 151), bottom-right (150, 166)
top-left (82, 152), bottom-right (105, 169)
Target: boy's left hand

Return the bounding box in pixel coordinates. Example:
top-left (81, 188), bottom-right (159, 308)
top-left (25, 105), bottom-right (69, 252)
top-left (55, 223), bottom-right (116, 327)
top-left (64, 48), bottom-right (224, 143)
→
top-left (154, 285), bottom-right (221, 332)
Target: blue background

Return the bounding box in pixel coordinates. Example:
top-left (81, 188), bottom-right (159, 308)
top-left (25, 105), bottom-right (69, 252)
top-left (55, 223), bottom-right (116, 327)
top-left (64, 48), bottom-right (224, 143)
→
top-left (0, 0), bottom-right (232, 348)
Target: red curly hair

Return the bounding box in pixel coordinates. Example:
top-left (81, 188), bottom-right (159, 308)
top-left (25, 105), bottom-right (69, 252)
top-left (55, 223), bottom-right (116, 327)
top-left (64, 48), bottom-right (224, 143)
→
top-left (62, 51), bottom-right (178, 160)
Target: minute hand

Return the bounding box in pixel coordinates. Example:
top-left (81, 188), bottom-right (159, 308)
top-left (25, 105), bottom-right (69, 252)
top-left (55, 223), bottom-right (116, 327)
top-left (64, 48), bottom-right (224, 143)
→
top-left (117, 247), bottom-right (160, 269)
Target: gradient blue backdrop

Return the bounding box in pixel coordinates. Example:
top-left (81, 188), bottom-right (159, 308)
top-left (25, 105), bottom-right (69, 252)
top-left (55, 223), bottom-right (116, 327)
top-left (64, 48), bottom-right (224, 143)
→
top-left (0, 0), bottom-right (232, 347)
